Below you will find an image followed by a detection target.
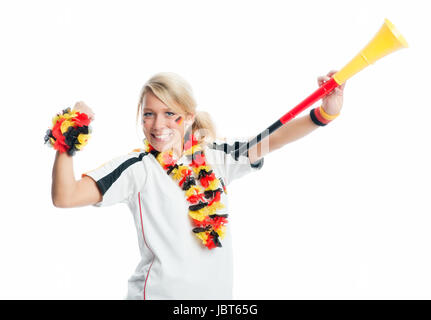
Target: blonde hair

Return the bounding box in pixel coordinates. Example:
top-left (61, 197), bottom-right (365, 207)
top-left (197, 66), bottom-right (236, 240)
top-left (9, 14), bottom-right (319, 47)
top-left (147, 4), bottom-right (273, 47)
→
top-left (136, 72), bottom-right (216, 143)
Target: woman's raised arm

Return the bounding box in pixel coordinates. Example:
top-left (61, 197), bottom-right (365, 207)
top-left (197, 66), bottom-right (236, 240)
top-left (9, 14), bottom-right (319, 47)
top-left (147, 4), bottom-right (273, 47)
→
top-left (248, 70), bottom-right (346, 163)
top-left (51, 101), bottom-right (102, 208)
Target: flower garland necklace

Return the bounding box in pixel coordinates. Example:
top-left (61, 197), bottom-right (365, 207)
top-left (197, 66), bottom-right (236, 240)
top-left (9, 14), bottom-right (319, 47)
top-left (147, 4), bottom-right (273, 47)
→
top-left (144, 131), bottom-right (228, 250)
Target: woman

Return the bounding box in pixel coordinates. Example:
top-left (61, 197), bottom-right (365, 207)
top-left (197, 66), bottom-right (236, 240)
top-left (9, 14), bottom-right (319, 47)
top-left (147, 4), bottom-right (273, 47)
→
top-left (49, 71), bottom-right (345, 299)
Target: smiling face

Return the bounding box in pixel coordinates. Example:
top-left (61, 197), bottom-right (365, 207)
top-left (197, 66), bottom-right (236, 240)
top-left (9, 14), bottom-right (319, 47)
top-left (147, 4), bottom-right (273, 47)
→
top-left (142, 90), bottom-right (194, 156)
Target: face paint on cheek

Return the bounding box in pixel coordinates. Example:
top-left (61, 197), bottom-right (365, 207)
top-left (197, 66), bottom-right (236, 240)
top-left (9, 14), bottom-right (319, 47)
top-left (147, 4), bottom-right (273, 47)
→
top-left (175, 116), bottom-right (183, 125)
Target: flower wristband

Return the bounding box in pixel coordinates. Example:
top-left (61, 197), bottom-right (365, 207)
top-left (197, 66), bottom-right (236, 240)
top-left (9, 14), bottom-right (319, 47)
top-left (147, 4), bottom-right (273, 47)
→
top-left (44, 107), bottom-right (92, 156)
top-left (310, 106), bottom-right (340, 126)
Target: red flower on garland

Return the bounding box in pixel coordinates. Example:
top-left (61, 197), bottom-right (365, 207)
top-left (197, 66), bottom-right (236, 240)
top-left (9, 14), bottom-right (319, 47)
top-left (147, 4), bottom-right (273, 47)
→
top-left (178, 167), bottom-right (193, 187)
top-left (183, 134), bottom-right (199, 150)
top-left (199, 172), bottom-right (216, 188)
top-left (211, 215), bottom-right (228, 230)
top-left (187, 193), bottom-right (205, 204)
top-left (192, 214), bottom-right (228, 230)
top-left (205, 235), bottom-right (217, 250)
top-left (191, 152), bottom-right (206, 168)
top-left (51, 118), bottom-right (69, 153)
top-left (192, 218), bottom-right (206, 228)
top-left (73, 112), bottom-right (91, 127)
top-left (161, 152), bottom-right (175, 169)
top-left (207, 189), bottom-right (221, 206)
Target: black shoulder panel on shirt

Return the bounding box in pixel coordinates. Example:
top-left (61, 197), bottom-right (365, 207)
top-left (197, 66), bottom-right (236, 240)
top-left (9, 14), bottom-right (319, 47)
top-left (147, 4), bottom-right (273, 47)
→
top-left (96, 152), bottom-right (148, 196)
top-left (207, 141), bottom-right (249, 161)
top-left (208, 141), bottom-right (264, 169)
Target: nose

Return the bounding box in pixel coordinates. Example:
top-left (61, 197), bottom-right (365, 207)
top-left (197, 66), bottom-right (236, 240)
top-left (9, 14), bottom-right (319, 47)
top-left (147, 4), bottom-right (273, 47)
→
top-left (152, 114), bottom-right (167, 130)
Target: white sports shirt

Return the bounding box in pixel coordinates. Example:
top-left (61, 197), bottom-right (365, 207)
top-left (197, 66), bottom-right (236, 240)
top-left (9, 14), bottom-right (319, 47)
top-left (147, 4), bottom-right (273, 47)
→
top-left (83, 139), bottom-right (264, 300)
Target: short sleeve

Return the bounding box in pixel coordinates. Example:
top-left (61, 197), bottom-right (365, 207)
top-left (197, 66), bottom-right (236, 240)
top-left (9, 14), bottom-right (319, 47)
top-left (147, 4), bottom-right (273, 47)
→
top-left (82, 151), bottom-right (148, 207)
top-left (205, 138), bottom-right (264, 186)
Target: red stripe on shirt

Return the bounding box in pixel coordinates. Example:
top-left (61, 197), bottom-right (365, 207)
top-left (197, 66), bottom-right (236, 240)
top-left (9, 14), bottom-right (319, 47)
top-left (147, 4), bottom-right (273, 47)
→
top-left (138, 192), bottom-right (155, 300)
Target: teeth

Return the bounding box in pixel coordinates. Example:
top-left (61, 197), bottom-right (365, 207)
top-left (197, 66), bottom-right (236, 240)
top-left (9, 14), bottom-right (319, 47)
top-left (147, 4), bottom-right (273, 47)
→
top-left (153, 133), bottom-right (172, 141)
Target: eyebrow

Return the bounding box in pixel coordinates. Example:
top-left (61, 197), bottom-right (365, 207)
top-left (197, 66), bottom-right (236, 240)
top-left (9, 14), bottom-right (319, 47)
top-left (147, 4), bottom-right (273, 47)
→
top-left (143, 106), bottom-right (172, 111)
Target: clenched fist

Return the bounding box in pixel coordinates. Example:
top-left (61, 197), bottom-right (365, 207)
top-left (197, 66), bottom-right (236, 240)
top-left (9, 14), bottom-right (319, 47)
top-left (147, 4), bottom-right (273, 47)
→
top-left (318, 70), bottom-right (346, 116)
top-left (73, 101), bottom-right (95, 121)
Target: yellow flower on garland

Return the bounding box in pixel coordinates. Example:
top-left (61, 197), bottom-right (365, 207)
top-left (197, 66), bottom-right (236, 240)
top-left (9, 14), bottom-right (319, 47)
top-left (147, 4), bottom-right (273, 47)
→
top-left (189, 201), bottom-right (225, 221)
top-left (188, 206), bottom-right (210, 221)
top-left (192, 165), bottom-right (211, 175)
top-left (206, 201), bottom-right (224, 215)
top-left (215, 225), bottom-right (227, 240)
top-left (76, 134), bottom-right (90, 149)
top-left (185, 185), bottom-right (202, 198)
top-left (52, 114), bottom-right (61, 126)
top-left (195, 231), bottom-right (210, 244)
top-left (156, 150), bottom-right (174, 167)
top-left (171, 165), bottom-right (189, 180)
top-left (52, 110), bottom-right (78, 126)
top-left (184, 144), bottom-right (202, 156)
top-left (60, 120), bottom-right (74, 134)
top-left (205, 179), bottom-right (219, 191)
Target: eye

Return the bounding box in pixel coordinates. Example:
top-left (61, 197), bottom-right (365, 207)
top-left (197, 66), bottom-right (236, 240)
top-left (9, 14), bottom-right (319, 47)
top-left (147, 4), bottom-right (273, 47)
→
top-left (166, 111), bottom-right (175, 116)
top-left (143, 112), bottom-right (153, 117)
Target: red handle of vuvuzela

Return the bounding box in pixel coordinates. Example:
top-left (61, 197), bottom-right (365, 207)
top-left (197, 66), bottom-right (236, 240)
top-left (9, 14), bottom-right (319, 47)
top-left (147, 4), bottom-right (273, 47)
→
top-left (234, 77), bottom-right (340, 158)
top-left (279, 77), bottom-right (339, 125)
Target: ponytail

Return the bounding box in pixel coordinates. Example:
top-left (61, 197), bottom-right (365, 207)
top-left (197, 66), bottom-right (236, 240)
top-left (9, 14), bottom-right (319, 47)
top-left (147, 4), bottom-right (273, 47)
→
top-left (192, 111), bottom-right (216, 144)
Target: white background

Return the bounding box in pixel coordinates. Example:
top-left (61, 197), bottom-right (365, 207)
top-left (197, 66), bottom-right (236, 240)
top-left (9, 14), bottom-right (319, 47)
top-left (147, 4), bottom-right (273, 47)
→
top-left (0, 0), bottom-right (430, 299)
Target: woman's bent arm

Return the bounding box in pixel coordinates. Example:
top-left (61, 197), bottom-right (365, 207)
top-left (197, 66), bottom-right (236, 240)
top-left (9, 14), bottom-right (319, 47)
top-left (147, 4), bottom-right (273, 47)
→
top-left (51, 151), bottom-right (102, 208)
